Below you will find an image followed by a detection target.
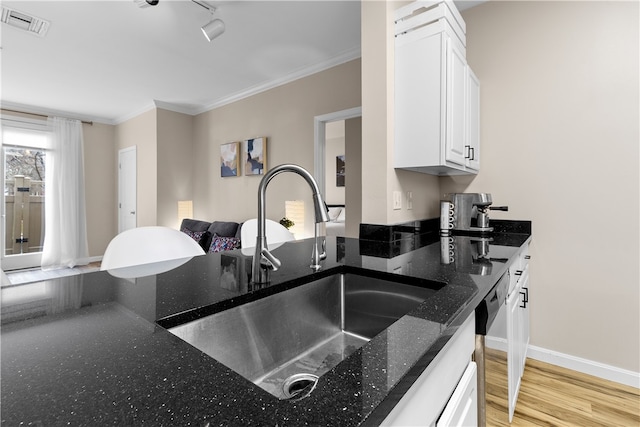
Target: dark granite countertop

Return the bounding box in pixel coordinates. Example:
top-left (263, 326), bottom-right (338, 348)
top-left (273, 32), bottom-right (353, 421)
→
top-left (1, 227), bottom-right (531, 426)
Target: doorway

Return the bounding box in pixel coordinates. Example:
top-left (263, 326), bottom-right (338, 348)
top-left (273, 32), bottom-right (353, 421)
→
top-left (314, 107), bottom-right (362, 238)
top-left (1, 120), bottom-right (50, 270)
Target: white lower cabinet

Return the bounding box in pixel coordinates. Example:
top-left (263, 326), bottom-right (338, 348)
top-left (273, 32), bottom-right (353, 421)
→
top-left (380, 312), bottom-right (476, 426)
top-left (506, 263), bottom-right (530, 421)
top-left (436, 361), bottom-right (478, 426)
top-left (488, 244), bottom-right (531, 422)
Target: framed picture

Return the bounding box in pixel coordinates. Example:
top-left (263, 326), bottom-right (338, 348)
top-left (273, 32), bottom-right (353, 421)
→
top-left (244, 137), bottom-right (267, 176)
top-left (336, 155), bottom-right (345, 187)
top-left (220, 142), bottom-right (240, 177)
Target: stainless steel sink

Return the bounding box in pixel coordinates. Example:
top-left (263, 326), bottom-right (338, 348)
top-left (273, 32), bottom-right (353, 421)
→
top-left (168, 273), bottom-right (436, 400)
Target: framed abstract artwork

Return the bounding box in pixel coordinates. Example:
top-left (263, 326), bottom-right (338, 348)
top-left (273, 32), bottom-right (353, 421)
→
top-left (336, 155), bottom-right (345, 187)
top-left (220, 142), bottom-right (240, 177)
top-left (244, 137), bottom-right (267, 176)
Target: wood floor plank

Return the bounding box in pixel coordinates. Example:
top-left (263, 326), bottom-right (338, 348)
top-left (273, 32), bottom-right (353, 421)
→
top-left (486, 348), bottom-right (640, 427)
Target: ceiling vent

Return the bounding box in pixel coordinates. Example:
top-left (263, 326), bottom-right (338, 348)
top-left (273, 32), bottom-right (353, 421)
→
top-left (1, 7), bottom-right (50, 37)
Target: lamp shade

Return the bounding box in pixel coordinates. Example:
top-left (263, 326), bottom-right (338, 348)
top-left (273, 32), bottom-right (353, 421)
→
top-left (177, 200), bottom-right (193, 226)
top-left (202, 19), bottom-right (225, 41)
top-left (285, 200), bottom-right (305, 238)
top-left (101, 226), bottom-right (205, 278)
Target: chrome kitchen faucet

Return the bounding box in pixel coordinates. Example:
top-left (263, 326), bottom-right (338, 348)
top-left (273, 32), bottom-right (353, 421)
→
top-left (252, 164), bottom-right (330, 284)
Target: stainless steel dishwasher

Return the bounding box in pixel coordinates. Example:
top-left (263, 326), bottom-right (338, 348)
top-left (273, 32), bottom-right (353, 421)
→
top-left (474, 270), bottom-right (509, 426)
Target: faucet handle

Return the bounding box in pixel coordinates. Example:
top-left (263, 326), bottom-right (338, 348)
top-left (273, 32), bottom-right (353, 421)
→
top-left (261, 248), bottom-right (281, 271)
top-left (310, 238), bottom-right (326, 270)
top-left (319, 238), bottom-right (327, 261)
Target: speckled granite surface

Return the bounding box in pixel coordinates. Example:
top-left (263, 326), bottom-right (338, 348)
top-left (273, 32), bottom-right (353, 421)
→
top-left (1, 226), bottom-right (530, 426)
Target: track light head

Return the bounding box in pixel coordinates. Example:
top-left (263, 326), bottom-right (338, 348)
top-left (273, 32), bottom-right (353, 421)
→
top-left (134, 0), bottom-right (159, 8)
top-left (201, 18), bottom-right (225, 41)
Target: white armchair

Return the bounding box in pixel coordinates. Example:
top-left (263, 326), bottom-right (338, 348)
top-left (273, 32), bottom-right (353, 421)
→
top-left (240, 218), bottom-right (294, 250)
top-left (101, 226), bottom-right (205, 278)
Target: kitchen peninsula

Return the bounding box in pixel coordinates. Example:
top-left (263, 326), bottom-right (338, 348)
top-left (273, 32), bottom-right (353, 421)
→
top-left (1, 222), bottom-right (530, 426)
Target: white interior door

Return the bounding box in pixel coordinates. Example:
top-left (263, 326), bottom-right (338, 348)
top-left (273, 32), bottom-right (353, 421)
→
top-left (118, 147), bottom-right (137, 233)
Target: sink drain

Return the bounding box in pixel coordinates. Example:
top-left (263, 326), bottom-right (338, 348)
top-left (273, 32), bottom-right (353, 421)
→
top-left (282, 373), bottom-right (319, 400)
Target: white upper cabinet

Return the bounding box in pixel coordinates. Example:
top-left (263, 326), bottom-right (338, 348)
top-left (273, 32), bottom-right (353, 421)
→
top-left (445, 35), bottom-right (468, 168)
top-left (394, 1), bottom-right (480, 176)
top-left (466, 67), bottom-right (481, 171)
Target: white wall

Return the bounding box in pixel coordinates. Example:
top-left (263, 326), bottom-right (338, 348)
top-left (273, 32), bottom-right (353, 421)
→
top-left (345, 117), bottom-right (363, 238)
top-left (440, 1), bottom-right (639, 373)
top-left (115, 109), bottom-right (157, 228)
top-left (192, 59), bottom-right (361, 238)
top-left (82, 122), bottom-right (116, 256)
top-left (156, 109), bottom-right (194, 230)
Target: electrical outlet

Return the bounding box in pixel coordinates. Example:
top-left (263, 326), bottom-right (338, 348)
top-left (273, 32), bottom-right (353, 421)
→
top-left (393, 191), bottom-right (402, 210)
top-left (407, 191), bottom-right (413, 210)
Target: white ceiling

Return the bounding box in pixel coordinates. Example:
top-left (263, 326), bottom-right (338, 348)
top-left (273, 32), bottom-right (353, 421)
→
top-left (1, 0), bottom-right (482, 125)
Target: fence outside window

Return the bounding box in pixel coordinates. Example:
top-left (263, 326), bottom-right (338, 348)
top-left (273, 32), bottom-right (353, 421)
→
top-left (4, 176), bottom-right (45, 255)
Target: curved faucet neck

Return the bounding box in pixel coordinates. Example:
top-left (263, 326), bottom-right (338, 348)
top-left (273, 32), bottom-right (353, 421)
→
top-left (253, 164), bottom-right (330, 284)
top-left (257, 164), bottom-right (329, 234)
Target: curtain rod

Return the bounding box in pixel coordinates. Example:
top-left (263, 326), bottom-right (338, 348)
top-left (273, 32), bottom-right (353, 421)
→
top-left (1, 108), bottom-right (94, 126)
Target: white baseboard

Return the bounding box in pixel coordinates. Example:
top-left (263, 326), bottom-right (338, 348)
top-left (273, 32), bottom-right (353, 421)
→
top-left (486, 336), bottom-right (508, 352)
top-left (88, 256), bottom-right (103, 264)
top-left (486, 336), bottom-right (640, 389)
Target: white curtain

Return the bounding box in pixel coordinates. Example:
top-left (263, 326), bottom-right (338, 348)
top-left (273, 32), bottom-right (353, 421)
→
top-left (41, 117), bottom-right (90, 269)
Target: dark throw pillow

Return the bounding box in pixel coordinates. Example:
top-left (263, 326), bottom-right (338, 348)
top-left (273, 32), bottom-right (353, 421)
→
top-left (181, 228), bottom-right (212, 251)
top-left (209, 234), bottom-right (240, 253)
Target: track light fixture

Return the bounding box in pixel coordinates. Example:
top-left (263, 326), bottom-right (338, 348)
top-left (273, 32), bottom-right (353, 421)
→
top-left (201, 18), bottom-right (225, 41)
top-left (134, 0), bottom-right (159, 8)
top-left (134, 0), bottom-right (224, 42)
top-left (192, 0), bottom-right (225, 42)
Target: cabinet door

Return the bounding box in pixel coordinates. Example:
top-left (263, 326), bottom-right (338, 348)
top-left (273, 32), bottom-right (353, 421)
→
top-left (380, 313), bottom-right (475, 426)
top-left (436, 361), bottom-right (478, 427)
top-left (444, 36), bottom-right (467, 167)
top-left (394, 29), bottom-right (444, 169)
top-left (465, 68), bottom-right (480, 171)
top-left (506, 288), bottom-right (521, 422)
top-left (519, 267), bottom-right (530, 377)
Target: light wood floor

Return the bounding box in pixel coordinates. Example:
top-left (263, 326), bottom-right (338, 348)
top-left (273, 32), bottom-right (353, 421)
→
top-left (486, 347), bottom-right (640, 426)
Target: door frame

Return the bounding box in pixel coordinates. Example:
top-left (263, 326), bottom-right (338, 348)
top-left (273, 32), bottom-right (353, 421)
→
top-left (313, 107), bottom-right (362, 197)
top-left (1, 117), bottom-right (50, 271)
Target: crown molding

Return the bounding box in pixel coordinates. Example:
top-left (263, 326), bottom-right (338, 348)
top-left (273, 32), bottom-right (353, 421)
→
top-left (112, 102), bottom-right (157, 125)
top-left (194, 47), bottom-right (362, 115)
top-left (153, 100), bottom-right (201, 116)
